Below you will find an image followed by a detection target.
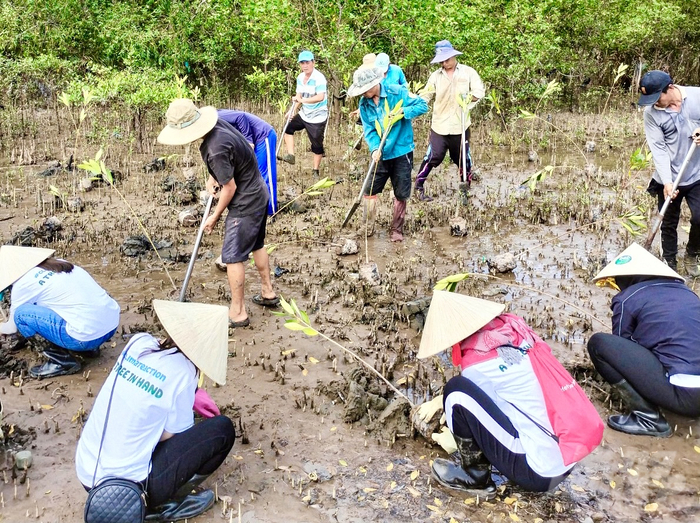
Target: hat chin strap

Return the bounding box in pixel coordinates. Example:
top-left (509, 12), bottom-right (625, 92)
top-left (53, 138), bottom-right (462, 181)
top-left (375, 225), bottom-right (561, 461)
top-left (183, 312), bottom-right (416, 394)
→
top-left (169, 110), bottom-right (201, 130)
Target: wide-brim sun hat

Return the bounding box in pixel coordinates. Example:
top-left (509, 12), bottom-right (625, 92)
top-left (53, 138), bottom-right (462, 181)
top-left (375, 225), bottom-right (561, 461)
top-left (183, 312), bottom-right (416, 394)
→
top-left (153, 299), bottom-right (230, 385)
top-left (375, 53), bottom-right (390, 74)
top-left (347, 67), bottom-right (383, 98)
top-left (157, 99), bottom-right (218, 146)
top-left (431, 40), bottom-right (463, 64)
top-left (359, 53), bottom-right (377, 70)
top-left (593, 243), bottom-right (683, 283)
top-left (0, 245), bottom-right (55, 292)
top-left (417, 291), bottom-right (506, 359)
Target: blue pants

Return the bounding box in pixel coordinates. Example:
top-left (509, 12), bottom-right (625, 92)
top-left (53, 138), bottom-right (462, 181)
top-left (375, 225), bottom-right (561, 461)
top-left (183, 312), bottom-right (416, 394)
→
top-left (15, 303), bottom-right (117, 351)
top-left (256, 131), bottom-right (278, 215)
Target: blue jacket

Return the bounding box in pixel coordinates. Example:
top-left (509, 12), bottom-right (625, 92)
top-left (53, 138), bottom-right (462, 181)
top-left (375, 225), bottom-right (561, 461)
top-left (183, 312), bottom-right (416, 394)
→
top-left (359, 84), bottom-right (428, 160)
top-left (383, 64), bottom-right (407, 87)
top-left (612, 278), bottom-right (700, 376)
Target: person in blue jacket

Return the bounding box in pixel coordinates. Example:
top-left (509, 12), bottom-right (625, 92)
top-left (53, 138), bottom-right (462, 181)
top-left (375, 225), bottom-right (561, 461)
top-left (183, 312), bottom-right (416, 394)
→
top-left (347, 67), bottom-right (428, 241)
top-left (217, 109), bottom-right (278, 215)
top-left (375, 53), bottom-right (407, 87)
top-left (589, 243), bottom-right (700, 437)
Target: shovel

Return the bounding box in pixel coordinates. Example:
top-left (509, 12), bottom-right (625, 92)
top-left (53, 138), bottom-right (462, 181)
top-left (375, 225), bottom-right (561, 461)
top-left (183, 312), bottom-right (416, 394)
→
top-left (275, 102), bottom-right (298, 158)
top-left (179, 194), bottom-right (214, 302)
top-left (460, 95), bottom-right (468, 183)
top-left (644, 142), bottom-right (697, 251)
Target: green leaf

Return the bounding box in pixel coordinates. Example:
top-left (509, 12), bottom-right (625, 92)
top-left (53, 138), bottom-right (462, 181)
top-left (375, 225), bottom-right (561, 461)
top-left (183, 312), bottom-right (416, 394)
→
top-left (280, 296), bottom-right (295, 316)
top-left (434, 273), bottom-right (470, 291)
top-left (306, 191), bottom-right (323, 195)
top-left (58, 92), bottom-right (71, 108)
top-left (300, 310), bottom-right (310, 325)
top-left (383, 114), bottom-right (390, 132)
top-left (95, 148), bottom-right (103, 162)
top-left (384, 98), bottom-right (390, 115)
top-left (284, 322), bottom-right (306, 331)
top-left (391, 99), bottom-right (403, 114)
top-left (302, 328), bottom-right (319, 336)
top-left (374, 120), bottom-right (382, 136)
top-left (519, 109), bottom-right (536, 119)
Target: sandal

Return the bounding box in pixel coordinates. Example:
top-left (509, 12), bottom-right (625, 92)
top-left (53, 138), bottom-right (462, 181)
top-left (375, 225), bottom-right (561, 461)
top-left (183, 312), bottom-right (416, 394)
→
top-left (252, 294), bottom-right (280, 308)
top-left (229, 318), bottom-right (250, 328)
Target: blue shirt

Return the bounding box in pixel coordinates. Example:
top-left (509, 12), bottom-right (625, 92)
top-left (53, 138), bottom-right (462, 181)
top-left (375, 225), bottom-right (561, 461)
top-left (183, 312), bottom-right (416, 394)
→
top-left (217, 110), bottom-right (273, 145)
top-left (383, 64), bottom-right (407, 87)
top-left (359, 84), bottom-right (428, 160)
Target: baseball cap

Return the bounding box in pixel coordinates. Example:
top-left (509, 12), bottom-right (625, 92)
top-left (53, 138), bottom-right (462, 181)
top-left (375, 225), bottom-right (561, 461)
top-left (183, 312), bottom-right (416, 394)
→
top-left (298, 50), bottom-right (314, 62)
top-left (375, 53), bottom-right (390, 74)
top-left (638, 70), bottom-right (672, 106)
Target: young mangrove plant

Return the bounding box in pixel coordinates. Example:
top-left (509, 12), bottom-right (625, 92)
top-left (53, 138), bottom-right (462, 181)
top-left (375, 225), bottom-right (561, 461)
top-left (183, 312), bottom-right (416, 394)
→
top-left (271, 177), bottom-right (336, 218)
top-left (274, 296), bottom-right (414, 406)
top-left (58, 87), bottom-right (95, 166)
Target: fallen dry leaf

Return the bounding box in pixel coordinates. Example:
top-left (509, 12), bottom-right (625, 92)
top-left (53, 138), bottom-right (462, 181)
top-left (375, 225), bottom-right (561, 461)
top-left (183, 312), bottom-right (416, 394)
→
top-left (433, 497), bottom-right (442, 507)
top-left (363, 487), bottom-right (376, 493)
top-left (386, 462), bottom-right (394, 472)
top-left (627, 468), bottom-right (638, 476)
top-left (308, 356), bottom-right (319, 364)
top-left (571, 485), bottom-right (585, 492)
top-left (339, 460), bottom-right (348, 467)
top-left (302, 369), bottom-right (308, 376)
top-left (610, 480), bottom-right (616, 489)
top-left (410, 470), bottom-right (420, 481)
top-left (644, 502), bottom-right (658, 512)
top-left (652, 479), bottom-right (664, 488)
top-left (509, 513), bottom-right (520, 522)
top-left (504, 496), bottom-right (518, 505)
top-left (694, 445), bottom-right (700, 454)
top-left (407, 486), bottom-right (420, 497)
top-left (426, 505), bottom-right (442, 513)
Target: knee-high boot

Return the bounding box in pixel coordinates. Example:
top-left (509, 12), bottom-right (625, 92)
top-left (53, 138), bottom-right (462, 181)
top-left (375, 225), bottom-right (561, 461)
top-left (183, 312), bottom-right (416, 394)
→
top-left (608, 380), bottom-right (672, 437)
top-left (390, 199), bottom-right (407, 242)
top-left (431, 434), bottom-right (497, 498)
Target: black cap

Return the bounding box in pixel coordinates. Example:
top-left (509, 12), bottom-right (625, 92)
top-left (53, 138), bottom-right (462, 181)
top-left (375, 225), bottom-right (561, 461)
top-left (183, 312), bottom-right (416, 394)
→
top-left (638, 70), bottom-right (672, 106)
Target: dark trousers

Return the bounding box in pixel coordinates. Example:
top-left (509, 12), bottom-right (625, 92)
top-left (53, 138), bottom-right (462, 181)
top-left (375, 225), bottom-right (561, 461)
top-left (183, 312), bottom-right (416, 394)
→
top-left (588, 333), bottom-right (700, 417)
top-left (444, 376), bottom-right (570, 492)
top-left (146, 415), bottom-right (235, 506)
top-left (364, 152), bottom-right (413, 201)
top-left (415, 128), bottom-right (471, 188)
top-left (649, 178), bottom-right (700, 261)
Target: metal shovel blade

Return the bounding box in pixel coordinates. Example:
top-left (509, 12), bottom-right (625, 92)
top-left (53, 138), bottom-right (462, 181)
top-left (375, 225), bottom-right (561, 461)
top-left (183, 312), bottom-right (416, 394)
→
top-left (341, 199), bottom-right (361, 229)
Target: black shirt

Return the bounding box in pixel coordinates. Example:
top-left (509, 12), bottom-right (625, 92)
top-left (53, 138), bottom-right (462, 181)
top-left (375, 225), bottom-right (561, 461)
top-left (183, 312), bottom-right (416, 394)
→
top-left (199, 120), bottom-right (268, 216)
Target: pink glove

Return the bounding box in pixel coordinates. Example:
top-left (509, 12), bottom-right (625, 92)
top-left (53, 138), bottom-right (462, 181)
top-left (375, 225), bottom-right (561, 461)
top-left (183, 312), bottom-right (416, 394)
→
top-left (193, 388), bottom-right (220, 418)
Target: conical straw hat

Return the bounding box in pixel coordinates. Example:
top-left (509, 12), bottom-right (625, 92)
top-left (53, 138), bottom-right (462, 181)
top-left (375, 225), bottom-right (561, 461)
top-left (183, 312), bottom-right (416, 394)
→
top-left (593, 243), bottom-right (683, 283)
top-left (153, 300), bottom-right (229, 385)
top-left (0, 245), bottom-right (55, 292)
top-left (417, 291), bottom-right (505, 359)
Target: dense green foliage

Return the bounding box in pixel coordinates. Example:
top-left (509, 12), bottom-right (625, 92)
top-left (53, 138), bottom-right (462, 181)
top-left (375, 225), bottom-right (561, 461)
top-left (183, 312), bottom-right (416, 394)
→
top-left (2, 0), bottom-right (700, 110)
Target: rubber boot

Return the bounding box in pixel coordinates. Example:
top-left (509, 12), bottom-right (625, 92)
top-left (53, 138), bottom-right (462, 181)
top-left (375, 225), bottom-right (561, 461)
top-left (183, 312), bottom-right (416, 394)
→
top-left (390, 199), bottom-right (407, 242)
top-left (415, 186), bottom-right (433, 202)
top-left (608, 380), bottom-right (672, 437)
top-left (363, 195), bottom-right (378, 237)
top-left (431, 434), bottom-right (497, 498)
top-left (145, 474), bottom-right (216, 522)
top-left (29, 345), bottom-right (81, 379)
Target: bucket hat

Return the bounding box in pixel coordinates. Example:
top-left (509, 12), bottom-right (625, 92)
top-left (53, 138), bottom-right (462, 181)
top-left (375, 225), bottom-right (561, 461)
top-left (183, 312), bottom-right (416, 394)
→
top-left (157, 99), bottom-right (218, 146)
top-left (347, 67), bottom-right (383, 97)
top-left (431, 40), bottom-right (463, 64)
top-left (0, 246), bottom-right (55, 292)
top-left (153, 299), bottom-right (230, 385)
top-left (359, 53), bottom-right (377, 70)
top-left (375, 53), bottom-right (390, 74)
top-left (298, 50), bottom-right (314, 62)
top-left (593, 243), bottom-right (683, 283)
top-left (417, 291), bottom-right (505, 359)
top-left (637, 71), bottom-right (673, 106)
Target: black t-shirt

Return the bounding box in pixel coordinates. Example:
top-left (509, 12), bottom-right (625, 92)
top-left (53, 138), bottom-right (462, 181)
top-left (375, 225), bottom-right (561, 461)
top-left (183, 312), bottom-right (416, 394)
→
top-left (199, 120), bottom-right (269, 216)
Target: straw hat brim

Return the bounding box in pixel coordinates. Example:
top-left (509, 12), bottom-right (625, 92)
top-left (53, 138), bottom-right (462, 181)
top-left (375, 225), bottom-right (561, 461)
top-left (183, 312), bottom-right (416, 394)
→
top-left (417, 291), bottom-right (505, 359)
top-left (431, 49), bottom-right (463, 64)
top-left (157, 106), bottom-right (218, 146)
top-left (347, 77), bottom-right (382, 98)
top-left (153, 300), bottom-right (229, 385)
top-left (0, 246), bottom-right (55, 292)
top-left (593, 243), bottom-right (684, 283)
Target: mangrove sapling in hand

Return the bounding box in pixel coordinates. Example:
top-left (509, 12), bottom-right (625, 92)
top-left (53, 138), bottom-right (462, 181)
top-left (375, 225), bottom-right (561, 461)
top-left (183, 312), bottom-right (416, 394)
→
top-left (78, 148), bottom-right (177, 291)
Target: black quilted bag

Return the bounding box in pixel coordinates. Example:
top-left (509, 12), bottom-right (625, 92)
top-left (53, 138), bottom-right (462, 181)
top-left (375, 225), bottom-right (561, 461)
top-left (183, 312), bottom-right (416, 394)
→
top-left (84, 478), bottom-right (145, 523)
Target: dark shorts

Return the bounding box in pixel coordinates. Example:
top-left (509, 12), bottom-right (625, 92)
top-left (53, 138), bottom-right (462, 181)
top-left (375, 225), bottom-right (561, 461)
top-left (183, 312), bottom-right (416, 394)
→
top-left (364, 152), bottom-right (413, 201)
top-left (221, 210), bottom-right (267, 264)
top-left (286, 114), bottom-right (326, 155)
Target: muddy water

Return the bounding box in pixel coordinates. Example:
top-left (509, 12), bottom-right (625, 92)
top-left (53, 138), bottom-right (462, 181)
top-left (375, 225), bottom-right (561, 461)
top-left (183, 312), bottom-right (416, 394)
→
top-left (0, 106), bottom-right (699, 522)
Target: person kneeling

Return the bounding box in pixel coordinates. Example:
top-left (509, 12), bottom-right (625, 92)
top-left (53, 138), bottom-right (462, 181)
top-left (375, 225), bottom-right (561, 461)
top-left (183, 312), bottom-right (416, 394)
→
top-left (415, 291), bottom-right (603, 496)
top-left (76, 300), bottom-right (235, 522)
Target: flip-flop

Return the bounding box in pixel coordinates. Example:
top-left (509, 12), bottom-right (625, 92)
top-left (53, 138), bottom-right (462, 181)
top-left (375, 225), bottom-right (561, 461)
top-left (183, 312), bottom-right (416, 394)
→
top-left (252, 294), bottom-right (280, 308)
top-left (229, 318), bottom-right (250, 328)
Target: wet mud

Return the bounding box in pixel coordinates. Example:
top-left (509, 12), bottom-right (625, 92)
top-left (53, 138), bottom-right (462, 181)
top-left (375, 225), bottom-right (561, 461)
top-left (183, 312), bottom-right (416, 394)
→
top-left (0, 107), bottom-right (699, 522)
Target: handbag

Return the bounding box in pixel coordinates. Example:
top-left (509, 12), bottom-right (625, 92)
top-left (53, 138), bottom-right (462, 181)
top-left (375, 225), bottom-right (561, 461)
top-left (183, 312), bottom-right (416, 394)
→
top-left (84, 478), bottom-right (145, 523)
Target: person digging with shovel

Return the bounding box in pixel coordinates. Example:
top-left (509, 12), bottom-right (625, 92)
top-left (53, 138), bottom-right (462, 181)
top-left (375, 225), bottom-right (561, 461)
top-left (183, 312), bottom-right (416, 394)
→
top-left (158, 99), bottom-right (280, 329)
top-left (347, 66), bottom-right (428, 242)
top-left (588, 243), bottom-right (700, 437)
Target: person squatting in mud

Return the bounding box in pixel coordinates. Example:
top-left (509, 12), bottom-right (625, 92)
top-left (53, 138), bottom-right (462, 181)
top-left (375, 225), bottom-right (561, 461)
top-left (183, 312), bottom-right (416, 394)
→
top-left (414, 291), bottom-right (603, 497)
top-left (157, 98), bottom-right (280, 329)
top-left (0, 245), bottom-right (120, 379)
top-left (346, 66), bottom-right (428, 242)
top-left (415, 40), bottom-right (485, 203)
top-left (588, 243), bottom-right (700, 437)
top-left (76, 300), bottom-right (235, 522)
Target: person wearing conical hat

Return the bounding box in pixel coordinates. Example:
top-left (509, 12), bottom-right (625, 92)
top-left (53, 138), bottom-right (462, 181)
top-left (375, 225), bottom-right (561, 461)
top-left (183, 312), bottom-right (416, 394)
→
top-left (158, 98), bottom-right (280, 328)
top-left (0, 246), bottom-right (120, 378)
top-left (76, 300), bottom-right (235, 522)
top-left (588, 243), bottom-right (700, 437)
top-left (415, 291), bottom-right (602, 496)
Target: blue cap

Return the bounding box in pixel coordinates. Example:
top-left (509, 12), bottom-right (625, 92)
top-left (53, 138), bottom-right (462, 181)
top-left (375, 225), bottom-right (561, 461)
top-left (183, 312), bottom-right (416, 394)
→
top-left (638, 70), bottom-right (672, 106)
top-left (375, 53), bottom-right (390, 73)
top-left (298, 50), bottom-right (314, 62)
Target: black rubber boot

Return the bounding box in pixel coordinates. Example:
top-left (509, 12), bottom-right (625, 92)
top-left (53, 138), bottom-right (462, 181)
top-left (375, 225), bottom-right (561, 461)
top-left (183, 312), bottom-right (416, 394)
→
top-left (29, 346), bottom-right (81, 379)
top-left (608, 380), bottom-right (672, 437)
top-left (145, 474), bottom-right (215, 522)
top-left (431, 434), bottom-right (497, 498)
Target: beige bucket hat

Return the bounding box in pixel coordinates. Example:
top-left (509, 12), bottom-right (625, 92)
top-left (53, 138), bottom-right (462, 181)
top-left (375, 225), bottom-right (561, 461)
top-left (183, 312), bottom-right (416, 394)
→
top-left (153, 299), bottom-right (229, 385)
top-left (359, 53), bottom-right (377, 70)
top-left (0, 245), bottom-right (55, 292)
top-left (157, 99), bottom-right (218, 146)
top-left (417, 291), bottom-right (505, 359)
top-left (592, 243), bottom-right (683, 283)
top-left (347, 67), bottom-right (383, 98)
